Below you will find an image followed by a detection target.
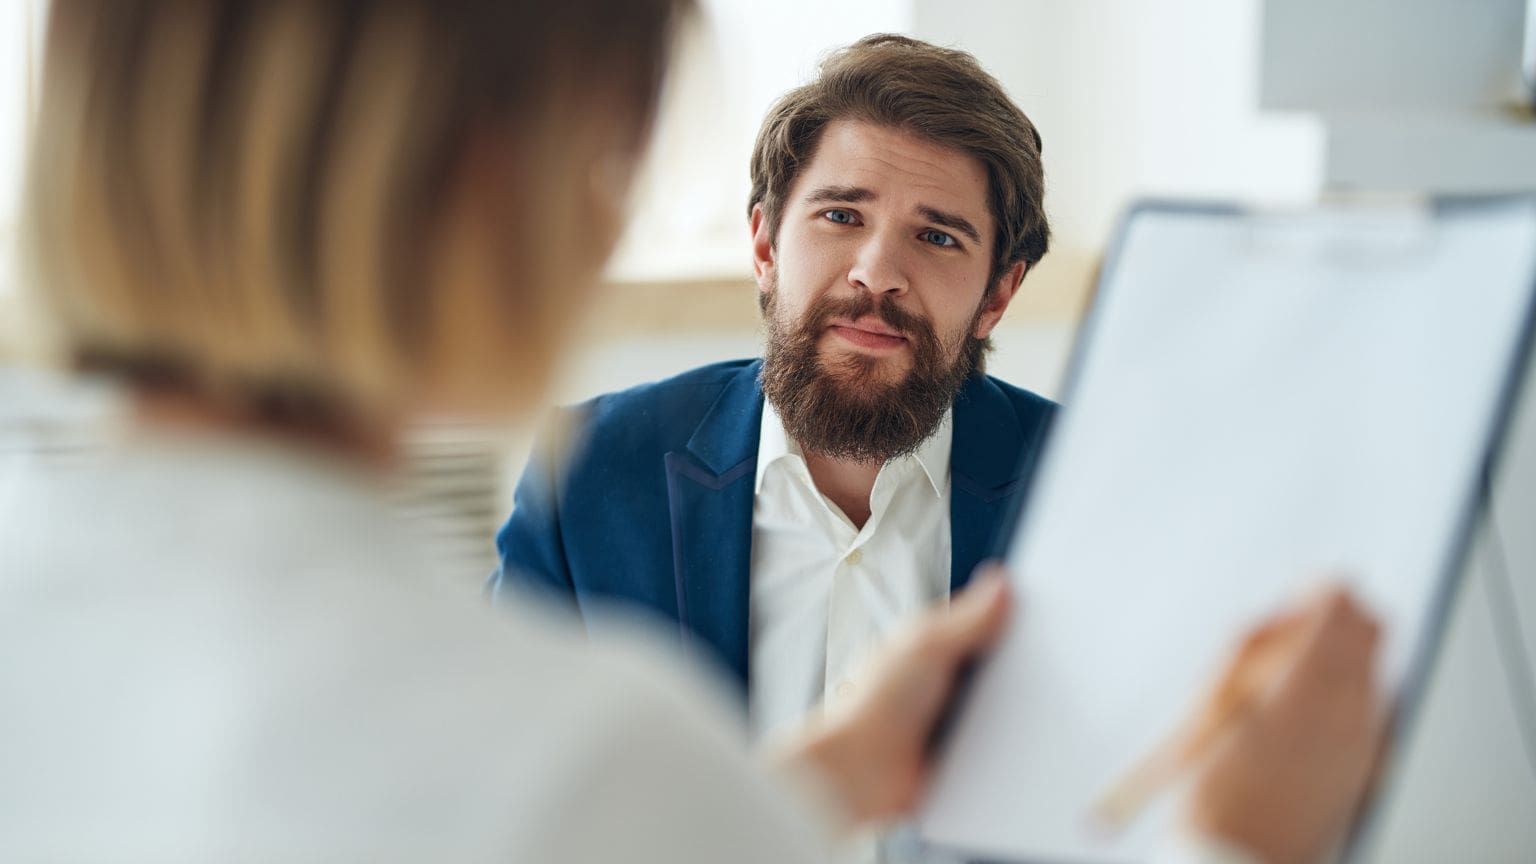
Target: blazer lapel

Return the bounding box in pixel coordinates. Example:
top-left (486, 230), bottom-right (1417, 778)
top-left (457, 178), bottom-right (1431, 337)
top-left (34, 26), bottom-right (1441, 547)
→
top-left (949, 375), bottom-right (1032, 593)
top-left (665, 360), bottom-right (764, 691)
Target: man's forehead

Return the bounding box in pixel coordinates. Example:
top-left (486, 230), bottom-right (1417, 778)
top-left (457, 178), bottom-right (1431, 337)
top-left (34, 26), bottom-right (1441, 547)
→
top-left (792, 120), bottom-right (991, 230)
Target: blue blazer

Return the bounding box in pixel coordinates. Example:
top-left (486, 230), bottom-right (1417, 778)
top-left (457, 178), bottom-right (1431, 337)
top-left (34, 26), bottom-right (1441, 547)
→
top-left (491, 358), bottom-right (1056, 693)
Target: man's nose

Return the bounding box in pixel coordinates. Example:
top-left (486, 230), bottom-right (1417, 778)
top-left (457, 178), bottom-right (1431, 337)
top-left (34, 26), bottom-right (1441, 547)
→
top-left (846, 231), bottom-right (910, 297)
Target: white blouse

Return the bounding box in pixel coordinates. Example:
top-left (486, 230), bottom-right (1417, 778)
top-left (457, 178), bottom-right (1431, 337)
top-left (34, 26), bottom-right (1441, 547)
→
top-left (0, 426), bottom-right (836, 863)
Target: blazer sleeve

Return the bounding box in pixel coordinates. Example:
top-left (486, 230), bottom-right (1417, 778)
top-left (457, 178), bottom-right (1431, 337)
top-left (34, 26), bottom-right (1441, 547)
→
top-left (488, 412), bottom-right (579, 608)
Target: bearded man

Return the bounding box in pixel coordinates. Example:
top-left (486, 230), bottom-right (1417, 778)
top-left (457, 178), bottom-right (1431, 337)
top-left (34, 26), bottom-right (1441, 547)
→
top-left (492, 34), bottom-right (1054, 739)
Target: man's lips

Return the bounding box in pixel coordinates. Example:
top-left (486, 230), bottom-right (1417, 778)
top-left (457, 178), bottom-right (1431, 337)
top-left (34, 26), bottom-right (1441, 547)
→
top-left (826, 317), bottom-right (908, 351)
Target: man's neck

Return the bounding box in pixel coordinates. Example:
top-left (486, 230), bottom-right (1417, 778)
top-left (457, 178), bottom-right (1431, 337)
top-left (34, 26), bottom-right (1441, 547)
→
top-left (801, 450), bottom-right (883, 530)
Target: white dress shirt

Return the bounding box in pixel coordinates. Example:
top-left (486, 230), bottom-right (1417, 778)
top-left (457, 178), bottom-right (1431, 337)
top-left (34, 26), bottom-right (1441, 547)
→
top-left (749, 400), bottom-right (954, 742)
top-left (0, 426), bottom-right (839, 863)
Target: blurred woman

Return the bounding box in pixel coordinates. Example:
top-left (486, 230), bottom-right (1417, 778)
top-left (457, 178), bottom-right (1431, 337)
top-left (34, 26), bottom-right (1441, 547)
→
top-left (0, 2), bottom-right (1381, 863)
top-left (0, 2), bottom-right (1014, 859)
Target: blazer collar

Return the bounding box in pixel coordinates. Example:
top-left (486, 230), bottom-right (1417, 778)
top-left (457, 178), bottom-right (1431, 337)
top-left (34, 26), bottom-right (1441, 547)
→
top-left (667, 360), bottom-right (765, 695)
top-left (951, 372), bottom-right (1027, 494)
top-left (685, 359), bottom-right (765, 477)
top-left (947, 373), bottom-right (1031, 594)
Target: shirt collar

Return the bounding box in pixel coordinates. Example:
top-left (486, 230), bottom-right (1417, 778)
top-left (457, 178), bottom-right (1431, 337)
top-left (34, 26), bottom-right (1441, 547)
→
top-left (754, 398), bottom-right (953, 499)
top-left (754, 398), bottom-right (799, 494)
top-left (909, 409), bottom-right (954, 498)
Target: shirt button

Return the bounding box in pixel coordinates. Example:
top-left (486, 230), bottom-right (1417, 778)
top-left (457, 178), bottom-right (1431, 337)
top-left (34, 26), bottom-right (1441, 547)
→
top-left (835, 680), bottom-right (856, 700)
top-left (845, 549), bottom-right (863, 566)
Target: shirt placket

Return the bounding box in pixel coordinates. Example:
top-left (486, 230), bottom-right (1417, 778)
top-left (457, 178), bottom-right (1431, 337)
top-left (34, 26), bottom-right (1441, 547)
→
top-left (821, 460), bottom-right (907, 710)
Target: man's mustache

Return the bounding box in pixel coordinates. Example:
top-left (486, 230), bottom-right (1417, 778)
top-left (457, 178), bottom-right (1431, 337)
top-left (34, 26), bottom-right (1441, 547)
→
top-left (802, 294), bottom-right (932, 342)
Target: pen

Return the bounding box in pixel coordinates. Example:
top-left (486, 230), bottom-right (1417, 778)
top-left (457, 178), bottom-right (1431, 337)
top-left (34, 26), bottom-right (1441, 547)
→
top-left (1092, 610), bottom-right (1308, 833)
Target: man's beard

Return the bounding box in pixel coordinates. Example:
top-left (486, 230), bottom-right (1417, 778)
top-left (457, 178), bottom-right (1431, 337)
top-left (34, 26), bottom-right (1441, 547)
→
top-left (758, 280), bottom-right (987, 464)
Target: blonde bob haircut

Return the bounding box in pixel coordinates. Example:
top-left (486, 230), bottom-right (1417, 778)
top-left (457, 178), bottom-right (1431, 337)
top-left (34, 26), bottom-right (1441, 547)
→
top-left (26, 0), bottom-right (687, 424)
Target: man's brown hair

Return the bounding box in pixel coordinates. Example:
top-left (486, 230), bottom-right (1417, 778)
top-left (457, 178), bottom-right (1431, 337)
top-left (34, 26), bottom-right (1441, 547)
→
top-left (749, 34), bottom-right (1048, 290)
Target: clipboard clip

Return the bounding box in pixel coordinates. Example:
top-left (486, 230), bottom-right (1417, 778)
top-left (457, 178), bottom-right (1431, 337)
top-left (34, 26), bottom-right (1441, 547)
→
top-left (1242, 193), bottom-right (1438, 265)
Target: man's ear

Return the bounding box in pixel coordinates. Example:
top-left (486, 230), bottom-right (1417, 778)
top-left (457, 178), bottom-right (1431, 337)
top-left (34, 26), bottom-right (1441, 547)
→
top-left (750, 204), bottom-right (776, 293)
top-left (973, 260), bottom-right (1029, 339)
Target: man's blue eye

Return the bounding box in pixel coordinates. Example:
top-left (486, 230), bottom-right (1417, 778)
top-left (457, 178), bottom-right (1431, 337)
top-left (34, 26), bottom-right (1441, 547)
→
top-left (824, 209), bottom-right (855, 224)
top-left (921, 230), bottom-right (957, 247)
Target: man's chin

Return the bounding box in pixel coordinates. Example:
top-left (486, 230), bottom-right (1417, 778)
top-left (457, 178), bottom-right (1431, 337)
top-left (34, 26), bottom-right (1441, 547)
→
top-left (812, 372), bottom-right (910, 408)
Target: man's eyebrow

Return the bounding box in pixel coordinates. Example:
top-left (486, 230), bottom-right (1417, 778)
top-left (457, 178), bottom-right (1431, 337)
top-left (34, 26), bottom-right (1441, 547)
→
top-left (919, 206), bottom-right (982, 245)
top-left (803, 185), bottom-right (875, 204)
top-left (802, 186), bottom-right (983, 245)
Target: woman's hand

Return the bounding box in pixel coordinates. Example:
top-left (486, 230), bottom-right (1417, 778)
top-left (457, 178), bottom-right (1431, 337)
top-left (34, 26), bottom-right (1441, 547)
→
top-left (1184, 586), bottom-right (1386, 864)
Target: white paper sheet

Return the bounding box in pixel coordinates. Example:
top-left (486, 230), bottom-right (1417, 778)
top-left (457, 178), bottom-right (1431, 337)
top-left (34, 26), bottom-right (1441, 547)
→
top-left (920, 198), bottom-right (1536, 863)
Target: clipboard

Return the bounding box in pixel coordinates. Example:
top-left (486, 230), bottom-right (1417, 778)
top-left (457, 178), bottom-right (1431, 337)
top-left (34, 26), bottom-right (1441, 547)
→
top-left (919, 195), bottom-right (1536, 863)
